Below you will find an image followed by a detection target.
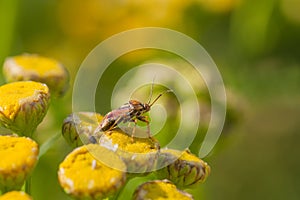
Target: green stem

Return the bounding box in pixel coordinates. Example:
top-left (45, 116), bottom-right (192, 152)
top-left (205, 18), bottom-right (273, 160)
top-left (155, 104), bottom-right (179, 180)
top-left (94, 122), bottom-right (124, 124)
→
top-left (109, 185), bottom-right (125, 200)
top-left (25, 177), bottom-right (32, 195)
top-left (0, 188), bottom-right (6, 195)
top-left (38, 131), bottom-right (61, 159)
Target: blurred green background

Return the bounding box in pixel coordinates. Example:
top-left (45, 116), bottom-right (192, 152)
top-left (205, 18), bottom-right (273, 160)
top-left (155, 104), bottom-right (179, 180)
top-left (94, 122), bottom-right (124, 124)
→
top-left (1, 0), bottom-right (300, 199)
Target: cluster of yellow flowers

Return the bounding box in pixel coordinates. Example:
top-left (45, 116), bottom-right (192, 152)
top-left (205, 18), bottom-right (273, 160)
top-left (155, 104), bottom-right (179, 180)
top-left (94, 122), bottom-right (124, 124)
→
top-left (0, 53), bottom-right (210, 199)
top-left (61, 112), bottom-right (211, 199)
top-left (0, 54), bottom-right (68, 198)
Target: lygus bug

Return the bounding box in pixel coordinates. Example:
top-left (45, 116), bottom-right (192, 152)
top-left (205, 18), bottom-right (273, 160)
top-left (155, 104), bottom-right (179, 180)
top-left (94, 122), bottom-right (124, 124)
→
top-left (96, 88), bottom-right (172, 138)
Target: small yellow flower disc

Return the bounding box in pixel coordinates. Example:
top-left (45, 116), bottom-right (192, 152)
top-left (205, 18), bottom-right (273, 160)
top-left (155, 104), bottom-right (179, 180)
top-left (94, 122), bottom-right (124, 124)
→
top-left (3, 54), bottom-right (69, 96)
top-left (0, 135), bottom-right (39, 192)
top-left (100, 129), bottom-right (159, 153)
top-left (99, 129), bottom-right (160, 174)
top-left (0, 191), bottom-right (32, 200)
top-left (133, 180), bottom-right (194, 200)
top-left (58, 144), bottom-right (126, 200)
top-left (0, 81), bottom-right (50, 136)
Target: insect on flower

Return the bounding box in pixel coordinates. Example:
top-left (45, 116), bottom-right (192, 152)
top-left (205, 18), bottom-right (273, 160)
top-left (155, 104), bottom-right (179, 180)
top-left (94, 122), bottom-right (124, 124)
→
top-left (96, 88), bottom-right (172, 139)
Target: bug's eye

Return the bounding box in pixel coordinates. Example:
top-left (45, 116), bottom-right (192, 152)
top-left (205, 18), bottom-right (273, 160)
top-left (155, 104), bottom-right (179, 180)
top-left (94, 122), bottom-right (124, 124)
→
top-left (143, 104), bottom-right (150, 110)
top-left (139, 104), bottom-right (145, 111)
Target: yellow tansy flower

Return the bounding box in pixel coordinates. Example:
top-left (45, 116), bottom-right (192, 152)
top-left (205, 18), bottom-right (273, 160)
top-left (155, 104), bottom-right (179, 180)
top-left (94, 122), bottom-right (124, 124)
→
top-left (0, 191), bottom-right (32, 200)
top-left (0, 135), bottom-right (39, 192)
top-left (99, 128), bottom-right (160, 174)
top-left (58, 144), bottom-right (126, 200)
top-left (133, 179), bottom-right (194, 200)
top-left (0, 81), bottom-right (50, 137)
top-left (156, 149), bottom-right (210, 188)
top-left (3, 54), bottom-right (69, 96)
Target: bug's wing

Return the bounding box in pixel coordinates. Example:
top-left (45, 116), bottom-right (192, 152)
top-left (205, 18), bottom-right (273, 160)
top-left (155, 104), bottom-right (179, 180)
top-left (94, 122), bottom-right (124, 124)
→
top-left (99, 107), bottom-right (132, 131)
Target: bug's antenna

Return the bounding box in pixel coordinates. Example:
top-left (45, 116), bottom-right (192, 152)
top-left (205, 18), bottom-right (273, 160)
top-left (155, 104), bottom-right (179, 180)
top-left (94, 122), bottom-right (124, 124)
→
top-left (147, 76), bottom-right (156, 104)
top-left (149, 89), bottom-right (173, 107)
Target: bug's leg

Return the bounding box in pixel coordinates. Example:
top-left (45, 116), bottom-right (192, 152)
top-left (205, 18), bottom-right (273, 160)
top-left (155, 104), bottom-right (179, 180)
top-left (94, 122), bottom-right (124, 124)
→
top-left (89, 135), bottom-right (97, 144)
top-left (137, 115), bottom-right (151, 138)
top-left (127, 121), bottom-right (132, 128)
top-left (106, 116), bottom-right (123, 135)
top-left (131, 118), bottom-right (138, 141)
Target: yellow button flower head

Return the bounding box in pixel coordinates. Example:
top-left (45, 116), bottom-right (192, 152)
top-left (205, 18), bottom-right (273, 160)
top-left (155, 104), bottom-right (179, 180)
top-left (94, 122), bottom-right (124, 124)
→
top-left (0, 81), bottom-right (50, 137)
top-left (99, 128), bottom-right (160, 174)
top-left (0, 135), bottom-right (39, 192)
top-left (133, 179), bottom-right (194, 200)
top-left (0, 191), bottom-right (32, 200)
top-left (62, 112), bottom-right (103, 148)
top-left (58, 144), bottom-right (127, 200)
top-left (3, 54), bottom-right (69, 97)
top-left (156, 149), bottom-right (210, 188)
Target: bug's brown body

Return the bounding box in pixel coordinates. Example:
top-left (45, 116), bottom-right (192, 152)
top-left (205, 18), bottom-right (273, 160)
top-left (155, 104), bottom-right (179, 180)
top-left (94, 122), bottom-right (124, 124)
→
top-left (97, 90), bottom-right (171, 138)
top-left (99, 100), bottom-right (150, 132)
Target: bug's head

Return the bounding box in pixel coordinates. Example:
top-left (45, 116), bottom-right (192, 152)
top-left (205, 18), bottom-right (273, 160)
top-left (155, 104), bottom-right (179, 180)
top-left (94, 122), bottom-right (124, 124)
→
top-left (129, 100), bottom-right (151, 113)
top-left (143, 103), bottom-right (151, 112)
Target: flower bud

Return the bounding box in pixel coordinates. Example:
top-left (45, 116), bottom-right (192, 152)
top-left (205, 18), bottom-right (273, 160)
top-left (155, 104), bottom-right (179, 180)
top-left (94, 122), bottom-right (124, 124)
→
top-left (133, 179), bottom-right (194, 200)
top-left (0, 135), bottom-right (39, 192)
top-left (156, 149), bottom-right (210, 188)
top-left (3, 54), bottom-right (69, 97)
top-left (58, 144), bottom-right (126, 199)
top-left (0, 81), bottom-right (50, 137)
top-left (0, 191), bottom-right (32, 200)
top-left (62, 112), bottom-right (103, 148)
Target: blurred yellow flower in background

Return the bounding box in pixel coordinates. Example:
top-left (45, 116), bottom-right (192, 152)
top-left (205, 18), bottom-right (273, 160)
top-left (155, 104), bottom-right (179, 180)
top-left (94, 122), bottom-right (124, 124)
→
top-left (57, 0), bottom-right (193, 41)
top-left (3, 54), bottom-right (69, 97)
